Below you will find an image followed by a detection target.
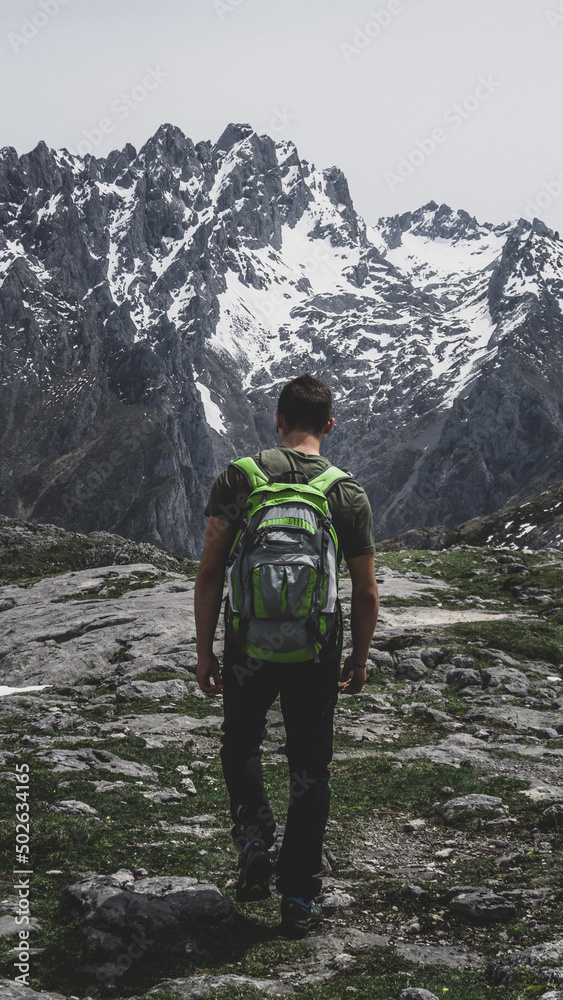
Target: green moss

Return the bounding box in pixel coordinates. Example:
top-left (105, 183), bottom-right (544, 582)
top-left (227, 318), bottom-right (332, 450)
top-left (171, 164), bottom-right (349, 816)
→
top-left (0, 523), bottom-right (197, 585)
top-left (446, 618), bottom-right (563, 665)
top-left (109, 643), bottom-right (132, 664)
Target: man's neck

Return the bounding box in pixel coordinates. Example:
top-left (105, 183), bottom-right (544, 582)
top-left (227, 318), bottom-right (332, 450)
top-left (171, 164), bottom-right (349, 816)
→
top-left (277, 431), bottom-right (322, 456)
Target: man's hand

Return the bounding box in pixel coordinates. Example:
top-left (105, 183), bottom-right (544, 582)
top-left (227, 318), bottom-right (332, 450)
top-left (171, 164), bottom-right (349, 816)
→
top-left (340, 654), bottom-right (367, 695)
top-left (197, 653), bottom-right (223, 695)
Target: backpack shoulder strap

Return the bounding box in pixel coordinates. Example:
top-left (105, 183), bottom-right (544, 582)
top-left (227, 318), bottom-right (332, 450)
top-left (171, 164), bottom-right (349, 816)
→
top-left (308, 465), bottom-right (352, 496)
top-left (231, 456), bottom-right (269, 490)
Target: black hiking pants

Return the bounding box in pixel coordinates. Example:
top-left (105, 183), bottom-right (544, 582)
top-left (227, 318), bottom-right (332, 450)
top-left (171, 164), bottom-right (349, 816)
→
top-left (220, 629), bottom-right (341, 902)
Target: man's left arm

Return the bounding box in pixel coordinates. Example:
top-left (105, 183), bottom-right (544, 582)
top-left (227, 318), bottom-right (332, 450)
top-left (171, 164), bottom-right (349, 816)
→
top-left (195, 516), bottom-right (238, 694)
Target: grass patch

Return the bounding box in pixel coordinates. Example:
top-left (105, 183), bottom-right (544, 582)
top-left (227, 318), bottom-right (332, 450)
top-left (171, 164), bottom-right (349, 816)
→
top-left (446, 618), bottom-right (563, 665)
top-left (136, 951), bottom-right (563, 1000)
top-left (374, 548), bottom-right (562, 611)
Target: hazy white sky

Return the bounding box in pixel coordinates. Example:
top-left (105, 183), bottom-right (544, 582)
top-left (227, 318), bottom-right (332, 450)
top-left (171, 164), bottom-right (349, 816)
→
top-left (2, 0), bottom-right (563, 233)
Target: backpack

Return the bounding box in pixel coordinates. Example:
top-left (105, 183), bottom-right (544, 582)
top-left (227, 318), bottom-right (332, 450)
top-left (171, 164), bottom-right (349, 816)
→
top-left (225, 455), bottom-right (352, 663)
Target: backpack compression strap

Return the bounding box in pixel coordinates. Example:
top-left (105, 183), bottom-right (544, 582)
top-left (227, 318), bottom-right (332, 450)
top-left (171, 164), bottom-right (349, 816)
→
top-left (231, 456), bottom-right (269, 490)
top-left (308, 465), bottom-right (352, 496)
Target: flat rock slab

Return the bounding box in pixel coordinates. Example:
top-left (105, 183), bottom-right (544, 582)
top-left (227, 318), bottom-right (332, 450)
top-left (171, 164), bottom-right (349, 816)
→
top-left (341, 570), bottom-right (450, 603)
top-left (115, 712), bottom-right (223, 744)
top-left (115, 678), bottom-right (192, 702)
top-left (0, 982), bottom-right (66, 1000)
top-left (521, 783), bottom-right (563, 803)
top-left (395, 942), bottom-right (485, 968)
top-left (149, 975), bottom-right (293, 998)
top-left (0, 565), bottom-right (196, 686)
top-left (35, 747), bottom-right (159, 779)
top-left (397, 733), bottom-right (495, 769)
top-left (467, 705), bottom-right (563, 732)
top-left (0, 916), bottom-right (40, 938)
top-left (0, 564), bottom-right (172, 607)
top-left (275, 928), bottom-right (389, 986)
top-left (378, 607), bottom-right (517, 630)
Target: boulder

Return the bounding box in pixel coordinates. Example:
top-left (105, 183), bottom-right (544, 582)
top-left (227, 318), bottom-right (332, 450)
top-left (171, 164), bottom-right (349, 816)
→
top-left (436, 794), bottom-right (508, 825)
top-left (446, 668), bottom-right (482, 688)
top-left (482, 666), bottom-right (529, 694)
top-left (59, 870), bottom-right (233, 947)
top-left (115, 678), bottom-right (191, 702)
top-left (448, 889), bottom-right (516, 922)
top-left (451, 654), bottom-right (476, 669)
top-left (399, 990), bottom-right (441, 1000)
top-left (48, 799), bottom-right (99, 815)
top-left (540, 803), bottom-right (563, 830)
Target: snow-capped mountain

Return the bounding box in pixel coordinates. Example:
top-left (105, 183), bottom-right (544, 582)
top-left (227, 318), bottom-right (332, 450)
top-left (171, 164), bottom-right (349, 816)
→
top-left (1, 122), bottom-right (563, 557)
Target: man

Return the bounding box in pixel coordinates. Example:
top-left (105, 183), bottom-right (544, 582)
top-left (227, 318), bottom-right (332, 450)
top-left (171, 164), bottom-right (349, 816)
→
top-left (195, 373), bottom-right (378, 934)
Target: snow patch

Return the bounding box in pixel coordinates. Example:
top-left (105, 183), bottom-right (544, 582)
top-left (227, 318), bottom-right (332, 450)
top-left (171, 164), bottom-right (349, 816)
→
top-left (196, 381), bottom-right (226, 435)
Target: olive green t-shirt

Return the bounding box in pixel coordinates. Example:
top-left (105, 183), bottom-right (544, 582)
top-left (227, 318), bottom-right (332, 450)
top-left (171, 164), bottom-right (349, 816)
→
top-left (204, 446), bottom-right (375, 565)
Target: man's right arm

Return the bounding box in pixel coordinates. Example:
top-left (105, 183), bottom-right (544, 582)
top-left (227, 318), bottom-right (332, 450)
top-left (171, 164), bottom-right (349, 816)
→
top-left (195, 516), bottom-right (237, 693)
top-left (341, 553), bottom-right (379, 695)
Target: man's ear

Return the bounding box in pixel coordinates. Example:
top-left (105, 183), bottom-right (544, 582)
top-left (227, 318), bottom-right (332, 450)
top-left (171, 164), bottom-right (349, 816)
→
top-left (275, 409), bottom-right (283, 430)
top-left (323, 417), bottom-right (335, 437)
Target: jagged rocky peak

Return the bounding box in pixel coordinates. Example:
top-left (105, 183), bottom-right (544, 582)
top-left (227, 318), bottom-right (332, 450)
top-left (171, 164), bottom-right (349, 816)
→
top-left (487, 216), bottom-right (563, 325)
top-left (379, 202), bottom-right (496, 249)
top-left (213, 122), bottom-right (255, 154)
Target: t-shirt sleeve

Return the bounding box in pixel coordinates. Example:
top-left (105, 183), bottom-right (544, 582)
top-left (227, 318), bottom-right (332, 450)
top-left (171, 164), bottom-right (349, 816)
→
top-left (204, 465), bottom-right (250, 524)
top-left (331, 481), bottom-right (376, 563)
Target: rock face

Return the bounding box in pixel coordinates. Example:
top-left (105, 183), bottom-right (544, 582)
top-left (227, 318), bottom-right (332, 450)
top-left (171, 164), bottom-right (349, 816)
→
top-left (1, 126), bottom-right (563, 556)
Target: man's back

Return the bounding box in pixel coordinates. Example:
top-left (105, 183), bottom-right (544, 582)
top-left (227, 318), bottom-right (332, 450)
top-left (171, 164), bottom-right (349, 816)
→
top-left (205, 444), bottom-right (375, 566)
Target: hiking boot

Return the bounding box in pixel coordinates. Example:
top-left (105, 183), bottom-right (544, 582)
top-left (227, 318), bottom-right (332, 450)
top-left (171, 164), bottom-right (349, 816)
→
top-left (235, 838), bottom-right (273, 902)
top-left (280, 895), bottom-right (322, 934)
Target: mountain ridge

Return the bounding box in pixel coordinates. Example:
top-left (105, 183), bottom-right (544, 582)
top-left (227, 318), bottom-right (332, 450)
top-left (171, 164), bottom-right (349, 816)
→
top-left (1, 123), bottom-right (563, 556)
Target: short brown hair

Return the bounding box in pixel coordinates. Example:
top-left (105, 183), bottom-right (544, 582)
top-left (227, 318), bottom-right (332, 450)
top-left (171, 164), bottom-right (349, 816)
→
top-left (277, 374), bottom-right (332, 436)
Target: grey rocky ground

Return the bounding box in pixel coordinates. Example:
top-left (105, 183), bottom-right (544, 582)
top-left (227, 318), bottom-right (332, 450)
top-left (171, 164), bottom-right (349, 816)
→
top-left (0, 546), bottom-right (562, 1000)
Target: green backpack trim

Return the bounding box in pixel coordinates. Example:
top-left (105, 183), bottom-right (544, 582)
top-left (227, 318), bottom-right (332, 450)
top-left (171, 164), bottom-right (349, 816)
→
top-left (232, 456), bottom-right (269, 490)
